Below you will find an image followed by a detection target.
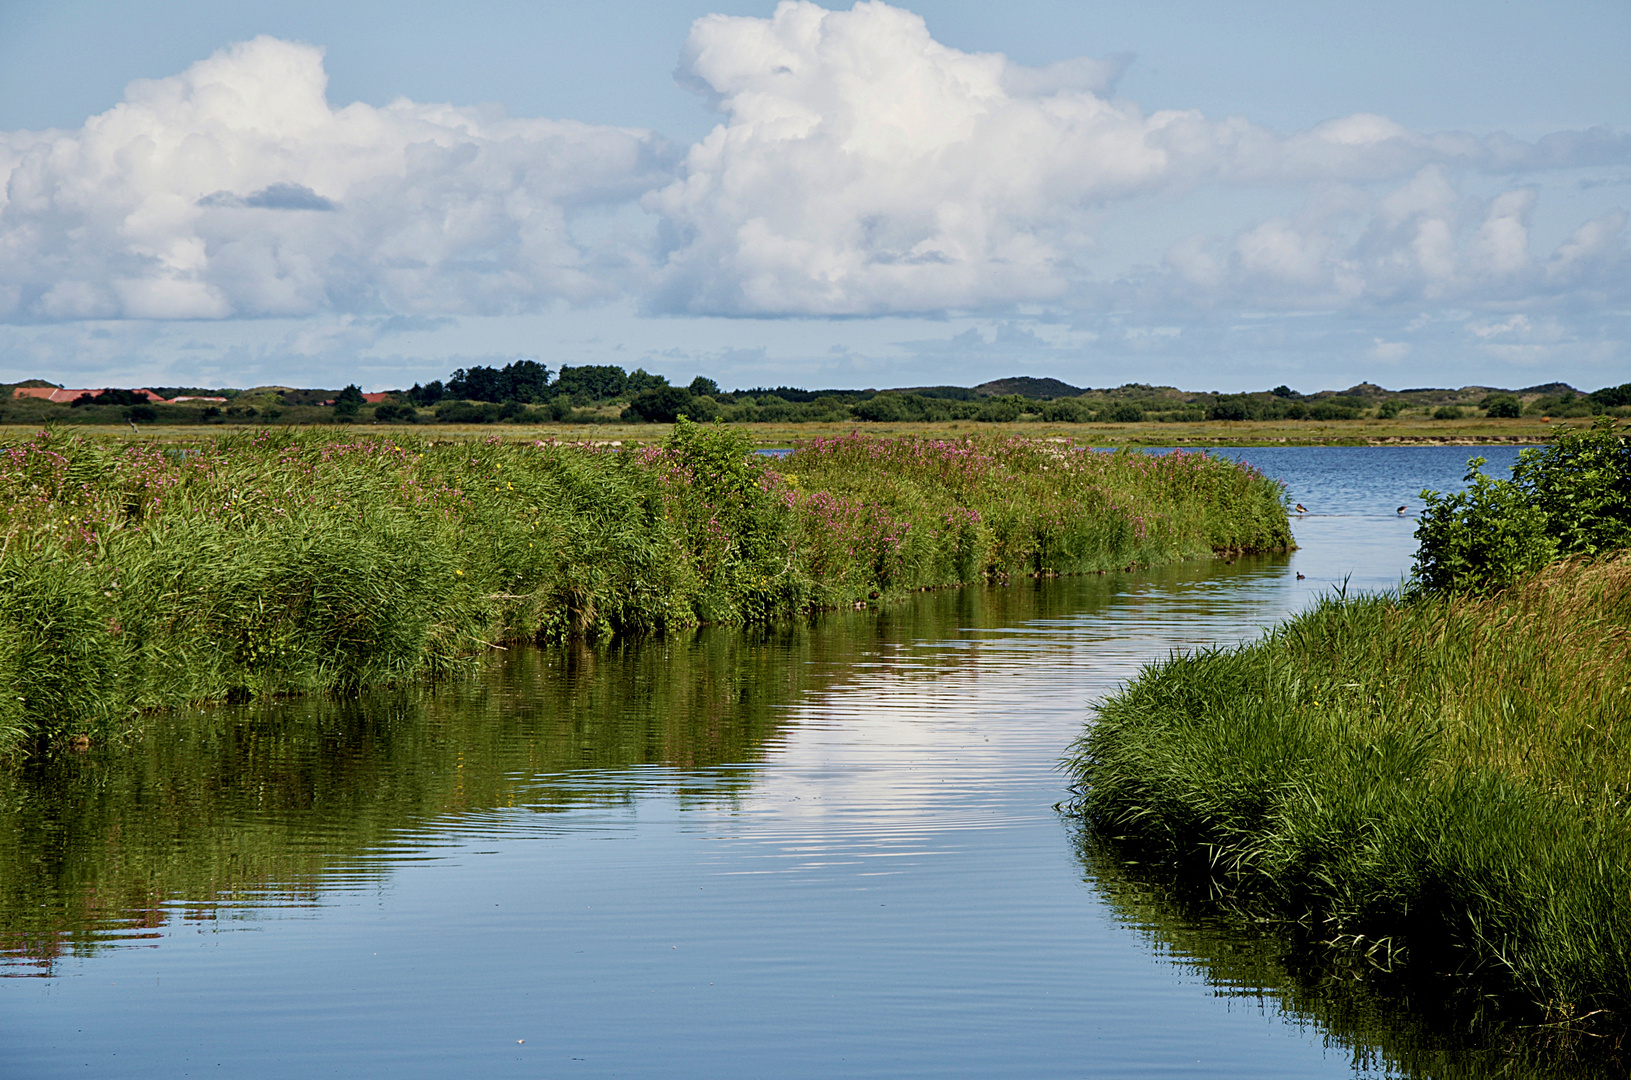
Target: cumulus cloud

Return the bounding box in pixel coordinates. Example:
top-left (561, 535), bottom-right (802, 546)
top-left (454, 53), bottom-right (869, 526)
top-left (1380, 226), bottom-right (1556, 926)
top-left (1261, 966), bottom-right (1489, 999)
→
top-left (1159, 168), bottom-right (1630, 310)
top-left (0, 36), bottom-right (674, 321)
top-left (2, 3), bottom-right (1627, 335)
top-left (644, 0), bottom-right (1631, 316)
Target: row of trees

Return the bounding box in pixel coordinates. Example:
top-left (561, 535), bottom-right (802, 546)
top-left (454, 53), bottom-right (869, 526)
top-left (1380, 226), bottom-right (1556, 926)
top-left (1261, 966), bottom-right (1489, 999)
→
top-left (404, 361), bottom-right (672, 407)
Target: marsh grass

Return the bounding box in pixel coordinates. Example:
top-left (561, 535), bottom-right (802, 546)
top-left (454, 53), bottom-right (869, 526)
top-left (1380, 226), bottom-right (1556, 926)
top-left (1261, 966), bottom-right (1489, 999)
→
top-left (1070, 555), bottom-right (1631, 1025)
top-left (0, 423), bottom-right (1287, 753)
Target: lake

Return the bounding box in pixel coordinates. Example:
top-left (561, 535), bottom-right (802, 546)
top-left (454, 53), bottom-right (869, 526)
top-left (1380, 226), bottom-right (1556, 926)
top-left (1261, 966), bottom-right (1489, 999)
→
top-left (4, 445), bottom-right (1571, 1078)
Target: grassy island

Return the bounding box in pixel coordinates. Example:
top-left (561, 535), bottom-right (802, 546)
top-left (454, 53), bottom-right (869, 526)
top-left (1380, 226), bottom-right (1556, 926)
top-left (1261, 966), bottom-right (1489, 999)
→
top-left (1071, 418), bottom-right (1631, 1027)
top-left (0, 423), bottom-right (1289, 755)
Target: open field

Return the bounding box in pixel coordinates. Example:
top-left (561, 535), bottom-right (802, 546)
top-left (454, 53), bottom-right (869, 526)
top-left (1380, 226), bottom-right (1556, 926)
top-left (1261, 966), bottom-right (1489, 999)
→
top-left (0, 414), bottom-right (1585, 449)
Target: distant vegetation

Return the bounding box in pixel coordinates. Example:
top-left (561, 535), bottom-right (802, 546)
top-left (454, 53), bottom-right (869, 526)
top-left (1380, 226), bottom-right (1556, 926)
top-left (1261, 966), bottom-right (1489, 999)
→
top-left (4, 363), bottom-right (1628, 429)
top-left (1071, 417), bottom-right (1631, 1030)
top-left (0, 423), bottom-right (1289, 756)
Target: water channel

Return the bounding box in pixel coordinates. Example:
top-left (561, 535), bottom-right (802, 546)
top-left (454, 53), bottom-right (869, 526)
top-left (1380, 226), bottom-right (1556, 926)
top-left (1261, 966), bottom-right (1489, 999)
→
top-left (4, 445), bottom-right (1578, 1078)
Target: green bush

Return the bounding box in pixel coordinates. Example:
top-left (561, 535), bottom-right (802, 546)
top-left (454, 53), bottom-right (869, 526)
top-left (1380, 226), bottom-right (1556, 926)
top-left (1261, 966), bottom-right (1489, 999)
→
top-left (622, 386), bottom-right (697, 423)
top-left (1481, 393), bottom-right (1522, 418)
top-left (1433, 405), bottom-right (1464, 420)
top-left (1412, 417), bottom-right (1630, 593)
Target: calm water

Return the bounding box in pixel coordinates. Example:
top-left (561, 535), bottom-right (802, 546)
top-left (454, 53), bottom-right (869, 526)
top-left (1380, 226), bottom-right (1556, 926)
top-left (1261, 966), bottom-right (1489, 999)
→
top-left (3, 445), bottom-right (1562, 1079)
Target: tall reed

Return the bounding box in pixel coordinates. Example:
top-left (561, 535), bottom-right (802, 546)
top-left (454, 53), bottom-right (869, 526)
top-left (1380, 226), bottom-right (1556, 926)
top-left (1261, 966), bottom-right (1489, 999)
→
top-left (0, 424), bottom-right (1288, 753)
top-left (1070, 555), bottom-right (1631, 1024)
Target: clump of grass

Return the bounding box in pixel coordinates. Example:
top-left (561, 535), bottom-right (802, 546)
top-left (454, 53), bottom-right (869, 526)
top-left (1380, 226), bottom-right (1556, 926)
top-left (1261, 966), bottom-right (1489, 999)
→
top-left (781, 432), bottom-right (1290, 605)
top-left (1069, 554), bottom-right (1631, 1026)
top-left (0, 424), bottom-right (1288, 754)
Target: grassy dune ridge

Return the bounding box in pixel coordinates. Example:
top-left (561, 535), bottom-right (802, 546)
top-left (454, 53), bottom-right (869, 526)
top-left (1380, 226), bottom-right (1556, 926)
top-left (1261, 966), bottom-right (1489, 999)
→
top-left (1070, 556), bottom-right (1631, 1022)
top-left (0, 422), bottom-right (1289, 754)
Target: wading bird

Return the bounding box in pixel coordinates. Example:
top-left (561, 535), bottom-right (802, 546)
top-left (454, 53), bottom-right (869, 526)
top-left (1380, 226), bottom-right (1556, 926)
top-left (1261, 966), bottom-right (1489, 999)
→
top-left (1295, 503), bottom-right (1307, 514)
top-left (1397, 505), bottom-right (1408, 514)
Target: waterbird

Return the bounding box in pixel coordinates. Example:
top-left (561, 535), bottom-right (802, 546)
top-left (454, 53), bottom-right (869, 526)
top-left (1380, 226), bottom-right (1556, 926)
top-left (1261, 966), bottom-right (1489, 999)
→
top-left (1296, 573), bottom-right (1306, 579)
top-left (1295, 503), bottom-right (1307, 513)
top-left (1397, 505), bottom-right (1408, 514)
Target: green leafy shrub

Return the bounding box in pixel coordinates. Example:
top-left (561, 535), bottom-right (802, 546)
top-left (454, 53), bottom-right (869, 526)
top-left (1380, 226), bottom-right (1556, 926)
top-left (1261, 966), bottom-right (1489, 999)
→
top-left (622, 386), bottom-right (697, 423)
top-left (1412, 417), bottom-right (1630, 593)
top-left (1482, 393), bottom-right (1522, 418)
top-left (1433, 405), bottom-right (1464, 420)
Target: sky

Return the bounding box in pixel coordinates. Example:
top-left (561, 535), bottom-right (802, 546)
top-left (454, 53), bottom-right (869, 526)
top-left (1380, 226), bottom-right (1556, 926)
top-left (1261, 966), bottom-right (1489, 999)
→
top-left (0, 0), bottom-right (1627, 394)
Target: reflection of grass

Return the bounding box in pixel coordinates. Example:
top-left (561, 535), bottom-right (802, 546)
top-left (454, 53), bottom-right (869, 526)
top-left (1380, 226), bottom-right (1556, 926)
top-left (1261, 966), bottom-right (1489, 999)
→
top-left (2, 415), bottom-right (1576, 448)
top-left (0, 424), bottom-right (1288, 752)
top-left (0, 627), bottom-right (813, 973)
top-left (1070, 556), bottom-right (1631, 1031)
top-left (0, 570), bottom-right (1144, 976)
top-left (1078, 835), bottom-right (1631, 1079)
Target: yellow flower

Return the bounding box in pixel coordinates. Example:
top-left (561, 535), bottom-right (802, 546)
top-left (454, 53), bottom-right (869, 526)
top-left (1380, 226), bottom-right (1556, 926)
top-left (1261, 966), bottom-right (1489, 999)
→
top-left (455, 569), bottom-right (464, 576)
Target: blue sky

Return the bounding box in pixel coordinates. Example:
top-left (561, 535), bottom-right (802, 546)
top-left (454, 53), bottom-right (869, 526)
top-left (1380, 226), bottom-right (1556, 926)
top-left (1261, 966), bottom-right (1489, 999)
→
top-left (1, 0), bottom-right (1627, 393)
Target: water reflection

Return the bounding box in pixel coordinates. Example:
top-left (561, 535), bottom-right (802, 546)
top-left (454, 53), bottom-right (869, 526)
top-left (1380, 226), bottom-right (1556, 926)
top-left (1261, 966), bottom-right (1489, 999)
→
top-left (0, 445), bottom-right (1585, 1080)
top-left (0, 630), bottom-right (822, 973)
top-left (1081, 838), bottom-right (1630, 1079)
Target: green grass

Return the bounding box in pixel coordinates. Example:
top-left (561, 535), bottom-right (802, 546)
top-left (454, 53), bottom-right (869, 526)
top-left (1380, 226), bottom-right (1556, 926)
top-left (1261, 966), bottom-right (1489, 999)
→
top-left (1069, 555), bottom-right (1631, 1026)
top-left (0, 423), bottom-right (1288, 754)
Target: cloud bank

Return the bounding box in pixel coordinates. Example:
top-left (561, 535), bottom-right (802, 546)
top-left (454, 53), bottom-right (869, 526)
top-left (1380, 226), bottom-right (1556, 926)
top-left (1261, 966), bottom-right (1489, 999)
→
top-left (0, 1), bottom-right (1625, 331)
top-left (648, 1), bottom-right (1629, 315)
top-left (0, 36), bottom-right (673, 321)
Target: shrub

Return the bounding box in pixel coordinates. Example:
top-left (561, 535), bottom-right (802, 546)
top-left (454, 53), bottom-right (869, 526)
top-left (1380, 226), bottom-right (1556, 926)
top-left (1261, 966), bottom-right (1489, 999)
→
top-left (1309, 398), bottom-right (1363, 420)
top-left (435, 401), bottom-right (499, 424)
top-left (1103, 402), bottom-right (1145, 423)
top-left (1040, 399), bottom-right (1087, 422)
top-left (623, 387), bottom-right (697, 424)
top-left (1377, 400), bottom-right (1402, 419)
top-left (1482, 393), bottom-right (1522, 418)
top-left (1412, 417), bottom-right (1631, 593)
top-left (1433, 405), bottom-right (1464, 420)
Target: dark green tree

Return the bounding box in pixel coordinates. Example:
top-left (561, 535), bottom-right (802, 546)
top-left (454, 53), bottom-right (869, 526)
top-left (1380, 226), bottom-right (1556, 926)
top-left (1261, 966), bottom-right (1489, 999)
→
top-left (333, 384), bottom-right (364, 419)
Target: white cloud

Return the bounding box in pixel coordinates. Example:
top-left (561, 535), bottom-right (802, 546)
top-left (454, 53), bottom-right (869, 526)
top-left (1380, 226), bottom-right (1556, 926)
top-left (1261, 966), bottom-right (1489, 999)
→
top-left (0, 37), bottom-right (674, 322)
top-left (645, 1), bottom-right (1631, 317)
top-left (0, 0), bottom-right (1626, 377)
top-left (1153, 169), bottom-right (1630, 312)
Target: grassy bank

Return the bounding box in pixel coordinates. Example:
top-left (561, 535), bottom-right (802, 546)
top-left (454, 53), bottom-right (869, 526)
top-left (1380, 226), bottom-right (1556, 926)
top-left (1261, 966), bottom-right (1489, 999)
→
top-left (0, 423), bottom-right (1288, 754)
top-left (1069, 555), bottom-right (1631, 1024)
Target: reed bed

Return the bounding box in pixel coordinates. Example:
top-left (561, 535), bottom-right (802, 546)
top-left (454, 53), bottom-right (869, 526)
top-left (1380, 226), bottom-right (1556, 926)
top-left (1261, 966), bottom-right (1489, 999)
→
top-left (0, 423), bottom-right (1288, 753)
top-left (1070, 554), bottom-right (1631, 1024)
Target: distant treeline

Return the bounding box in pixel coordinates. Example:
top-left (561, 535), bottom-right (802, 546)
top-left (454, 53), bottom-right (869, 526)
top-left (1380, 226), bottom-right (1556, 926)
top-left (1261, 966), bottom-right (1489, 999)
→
top-left (4, 363), bottom-right (1630, 427)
